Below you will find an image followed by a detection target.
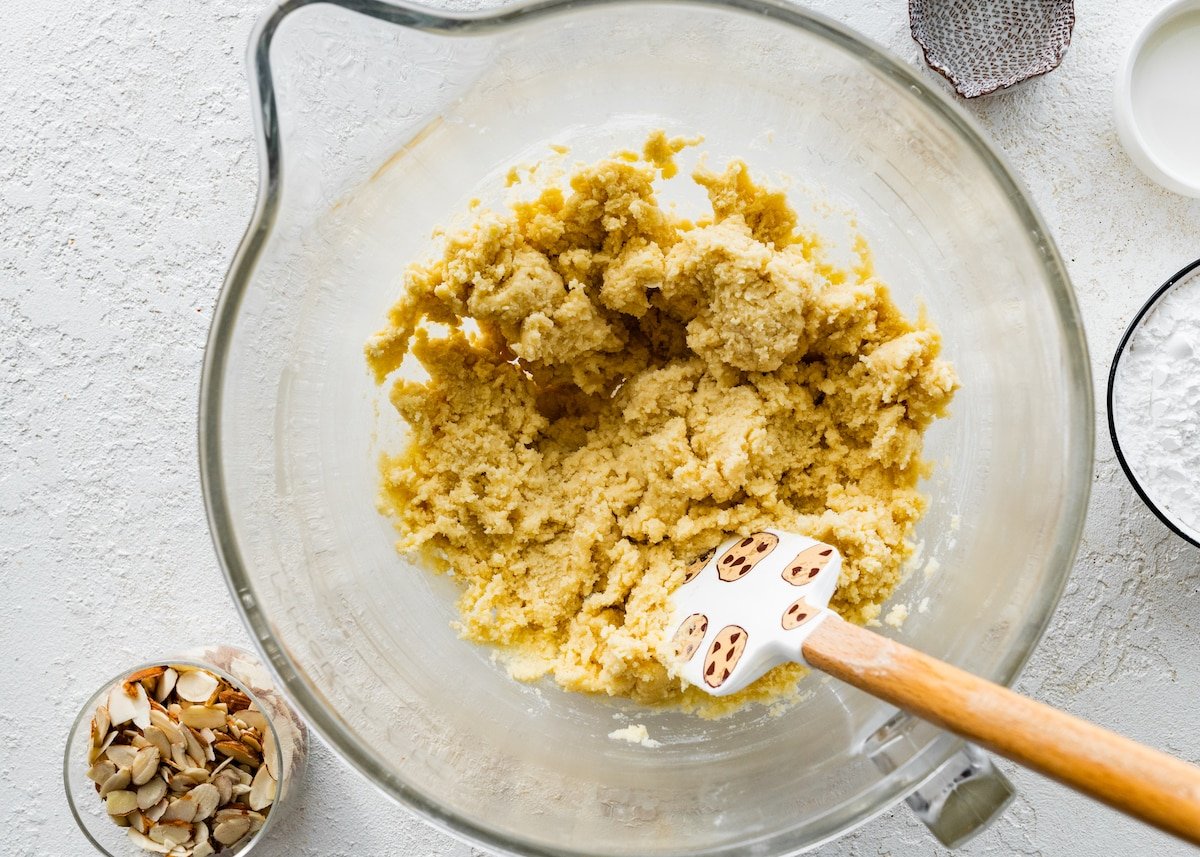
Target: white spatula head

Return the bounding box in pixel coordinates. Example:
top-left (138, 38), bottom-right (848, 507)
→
top-left (667, 529), bottom-right (843, 696)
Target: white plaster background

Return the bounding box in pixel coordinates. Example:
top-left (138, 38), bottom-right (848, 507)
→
top-left (2, 0), bottom-right (1198, 855)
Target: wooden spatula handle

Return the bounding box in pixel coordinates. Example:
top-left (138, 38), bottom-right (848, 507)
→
top-left (803, 615), bottom-right (1200, 845)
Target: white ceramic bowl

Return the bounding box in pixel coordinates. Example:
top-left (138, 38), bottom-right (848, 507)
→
top-left (1114, 0), bottom-right (1200, 197)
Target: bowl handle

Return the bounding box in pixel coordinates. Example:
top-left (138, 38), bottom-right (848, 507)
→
top-left (902, 745), bottom-right (1015, 848)
top-left (866, 713), bottom-right (1014, 849)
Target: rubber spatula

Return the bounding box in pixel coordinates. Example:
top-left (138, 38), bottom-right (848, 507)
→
top-left (668, 529), bottom-right (1200, 845)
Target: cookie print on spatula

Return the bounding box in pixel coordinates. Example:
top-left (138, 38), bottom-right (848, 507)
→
top-left (715, 532), bottom-right (779, 581)
top-left (668, 528), bottom-right (841, 697)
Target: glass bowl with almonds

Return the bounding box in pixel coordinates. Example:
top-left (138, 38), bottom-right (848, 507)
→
top-left (64, 646), bottom-right (306, 856)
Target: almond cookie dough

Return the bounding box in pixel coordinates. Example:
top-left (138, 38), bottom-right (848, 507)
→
top-left (366, 133), bottom-right (958, 712)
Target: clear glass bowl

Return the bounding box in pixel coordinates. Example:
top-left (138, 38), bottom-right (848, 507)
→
top-left (65, 647), bottom-right (307, 856)
top-left (199, 1), bottom-right (1093, 855)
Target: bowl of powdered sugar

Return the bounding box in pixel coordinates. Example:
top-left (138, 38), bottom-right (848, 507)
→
top-left (1109, 257), bottom-right (1200, 547)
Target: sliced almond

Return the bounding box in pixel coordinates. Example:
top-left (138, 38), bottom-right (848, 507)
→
top-left (127, 666), bottom-right (165, 685)
top-left (246, 810), bottom-right (266, 833)
top-left (131, 700), bottom-right (152, 731)
top-left (108, 683), bottom-right (138, 726)
top-left (170, 768), bottom-right (204, 789)
top-left (247, 765), bottom-right (275, 811)
top-left (231, 783), bottom-right (251, 798)
top-left (127, 828), bottom-right (172, 854)
top-left (261, 722), bottom-right (278, 779)
top-left (213, 740), bottom-right (259, 767)
top-left (89, 729), bottom-right (118, 764)
top-left (148, 816), bottom-right (193, 844)
top-left (236, 710), bottom-right (268, 735)
top-left (106, 790), bottom-right (139, 816)
top-left (189, 782), bottom-right (220, 821)
top-left (182, 767), bottom-right (210, 787)
top-left (171, 745), bottom-right (189, 770)
top-left (145, 792), bottom-right (169, 820)
top-left (88, 740), bottom-right (111, 766)
top-left (213, 807), bottom-right (249, 824)
top-left (211, 772), bottom-right (233, 806)
top-left (184, 727), bottom-right (207, 764)
top-left (155, 668), bottom-right (178, 702)
top-left (142, 725), bottom-right (172, 758)
top-left (137, 777), bottom-right (168, 810)
top-left (176, 670), bottom-right (220, 704)
top-left (94, 705), bottom-right (111, 742)
top-left (219, 689), bottom-right (252, 712)
top-left (149, 709), bottom-right (186, 746)
top-left (192, 842), bottom-right (215, 857)
top-left (198, 730), bottom-right (217, 763)
top-left (179, 706), bottom-right (226, 731)
top-left (239, 732), bottom-right (262, 754)
top-left (109, 682), bottom-right (152, 730)
top-left (212, 816), bottom-right (251, 846)
top-left (131, 746), bottom-right (160, 785)
top-left (145, 796), bottom-right (169, 822)
top-left (104, 742), bottom-right (137, 768)
top-left (99, 767), bottom-right (131, 797)
top-left (161, 795), bottom-right (198, 824)
top-left (87, 760), bottom-right (117, 784)
top-left (130, 810), bottom-right (149, 834)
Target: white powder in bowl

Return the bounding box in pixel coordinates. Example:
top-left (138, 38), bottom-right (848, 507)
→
top-left (1112, 267), bottom-right (1200, 543)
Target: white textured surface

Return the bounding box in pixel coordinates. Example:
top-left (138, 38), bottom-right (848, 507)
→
top-left (2, 1), bottom-right (1199, 855)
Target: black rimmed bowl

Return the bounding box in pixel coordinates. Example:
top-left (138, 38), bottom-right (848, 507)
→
top-left (1108, 257), bottom-right (1200, 548)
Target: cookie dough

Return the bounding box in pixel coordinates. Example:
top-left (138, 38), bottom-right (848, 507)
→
top-left (366, 133), bottom-right (957, 712)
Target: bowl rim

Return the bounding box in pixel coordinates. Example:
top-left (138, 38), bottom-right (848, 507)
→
top-left (1106, 256), bottom-right (1200, 549)
top-left (198, 1), bottom-right (1094, 854)
top-left (1112, 0), bottom-right (1200, 198)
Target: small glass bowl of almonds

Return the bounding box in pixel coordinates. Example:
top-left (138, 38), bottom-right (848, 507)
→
top-left (65, 646), bottom-right (306, 856)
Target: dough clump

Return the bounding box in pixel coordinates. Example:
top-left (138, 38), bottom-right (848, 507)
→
top-left (366, 134), bottom-right (957, 711)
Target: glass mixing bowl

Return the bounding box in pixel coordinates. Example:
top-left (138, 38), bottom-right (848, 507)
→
top-left (200, 1), bottom-right (1093, 854)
